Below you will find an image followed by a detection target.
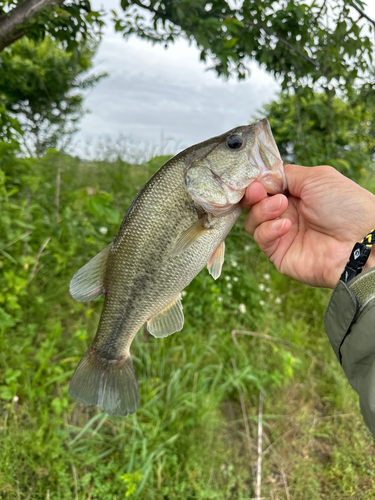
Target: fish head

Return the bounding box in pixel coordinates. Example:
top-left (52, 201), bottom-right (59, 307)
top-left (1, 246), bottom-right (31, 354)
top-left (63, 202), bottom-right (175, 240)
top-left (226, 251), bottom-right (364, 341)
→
top-left (185, 118), bottom-right (287, 216)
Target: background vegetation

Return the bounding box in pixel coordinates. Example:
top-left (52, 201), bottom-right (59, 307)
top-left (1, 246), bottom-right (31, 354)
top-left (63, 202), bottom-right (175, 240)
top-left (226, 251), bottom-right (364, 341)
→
top-left (2, 146), bottom-right (375, 500)
top-left (1, 0), bottom-right (375, 498)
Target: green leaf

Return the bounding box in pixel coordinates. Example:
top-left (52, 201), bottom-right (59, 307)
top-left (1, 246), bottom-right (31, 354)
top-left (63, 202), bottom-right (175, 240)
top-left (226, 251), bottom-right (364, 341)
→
top-left (223, 37), bottom-right (238, 49)
top-left (87, 197), bottom-right (105, 218)
top-left (5, 369), bottom-right (21, 384)
top-left (0, 307), bottom-right (16, 333)
top-left (0, 385), bottom-right (15, 400)
top-left (335, 159), bottom-right (351, 171)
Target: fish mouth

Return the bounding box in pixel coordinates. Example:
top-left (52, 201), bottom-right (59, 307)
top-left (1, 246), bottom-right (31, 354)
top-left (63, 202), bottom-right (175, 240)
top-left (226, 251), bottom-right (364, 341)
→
top-left (259, 170), bottom-right (287, 195)
top-left (248, 118), bottom-right (287, 194)
top-left (204, 161), bottom-right (286, 216)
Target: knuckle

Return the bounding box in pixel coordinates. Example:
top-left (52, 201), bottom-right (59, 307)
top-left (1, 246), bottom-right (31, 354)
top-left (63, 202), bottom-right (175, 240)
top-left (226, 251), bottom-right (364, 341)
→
top-left (318, 165), bottom-right (337, 176)
top-left (255, 223), bottom-right (269, 245)
top-left (244, 217), bottom-right (255, 235)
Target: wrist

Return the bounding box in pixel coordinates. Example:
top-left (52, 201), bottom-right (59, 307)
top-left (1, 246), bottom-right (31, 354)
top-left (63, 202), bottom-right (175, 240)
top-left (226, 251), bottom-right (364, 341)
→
top-left (327, 236), bottom-right (375, 290)
top-left (364, 245), bottom-right (375, 272)
top-left (327, 265), bottom-right (345, 290)
top-left (334, 231), bottom-right (375, 289)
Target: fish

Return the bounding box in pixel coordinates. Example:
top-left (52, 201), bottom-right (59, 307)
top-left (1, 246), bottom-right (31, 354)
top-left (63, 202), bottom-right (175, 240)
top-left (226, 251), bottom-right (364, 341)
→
top-left (68, 118), bottom-right (286, 416)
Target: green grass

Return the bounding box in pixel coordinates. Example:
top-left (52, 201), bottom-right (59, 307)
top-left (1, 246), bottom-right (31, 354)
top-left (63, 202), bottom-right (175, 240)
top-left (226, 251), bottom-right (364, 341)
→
top-left (1, 153), bottom-right (375, 499)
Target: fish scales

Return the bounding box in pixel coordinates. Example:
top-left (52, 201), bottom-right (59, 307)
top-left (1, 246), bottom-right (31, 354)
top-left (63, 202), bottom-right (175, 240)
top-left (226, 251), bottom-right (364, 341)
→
top-left (110, 164), bottom-right (236, 335)
top-left (68, 119), bottom-right (287, 416)
top-left (98, 158), bottom-right (232, 353)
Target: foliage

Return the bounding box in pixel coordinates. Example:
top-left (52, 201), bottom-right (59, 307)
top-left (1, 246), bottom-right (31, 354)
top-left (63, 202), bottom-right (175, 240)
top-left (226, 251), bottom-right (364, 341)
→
top-left (262, 90), bottom-right (375, 181)
top-left (2, 1), bottom-right (375, 165)
top-left (3, 1), bottom-right (375, 95)
top-left (1, 154), bottom-right (375, 499)
top-left (0, 0), bottom-right (104, 52)
top-left (113, 0), bottom-right (375, 166)
top-left (114, 0), bottom-right (374, 91)
top-left (0, 36), bottom-right (106, 155)
top-left (1, 1), bottom-right (375, 498)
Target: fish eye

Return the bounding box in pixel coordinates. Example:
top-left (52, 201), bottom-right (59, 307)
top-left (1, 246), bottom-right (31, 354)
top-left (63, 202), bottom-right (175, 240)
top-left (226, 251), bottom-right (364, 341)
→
top-left (226, 135), bottom-right (244, 150)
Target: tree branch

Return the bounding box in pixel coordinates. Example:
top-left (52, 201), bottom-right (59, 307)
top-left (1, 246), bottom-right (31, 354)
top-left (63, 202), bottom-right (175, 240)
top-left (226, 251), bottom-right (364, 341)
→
top-left (315, 0), bottom-right (327, 24)
top-left (231, 330), bottom-right (315, 359)
top-left (350, 0), bottom-right (375, 27)
top-left (0, 0), bottom-right (64, 52)
top-left (128, 1), bottom-right (329, 76)
top-left (255, 392), bottom-right (264, 500)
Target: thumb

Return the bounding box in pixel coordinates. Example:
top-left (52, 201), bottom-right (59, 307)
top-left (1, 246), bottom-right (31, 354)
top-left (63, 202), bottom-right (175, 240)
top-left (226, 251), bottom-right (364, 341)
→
top-left (284, 164), bottom-right (315, 198)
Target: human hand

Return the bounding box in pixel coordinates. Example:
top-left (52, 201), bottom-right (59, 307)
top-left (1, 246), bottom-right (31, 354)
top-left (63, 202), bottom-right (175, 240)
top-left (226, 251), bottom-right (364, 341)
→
top-left (242, 165), bottom-right (375, 289)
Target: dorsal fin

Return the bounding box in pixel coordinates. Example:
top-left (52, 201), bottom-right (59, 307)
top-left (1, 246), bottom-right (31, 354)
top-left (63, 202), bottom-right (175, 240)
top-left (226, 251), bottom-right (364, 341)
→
top-left (147, 294), bottom-right (184, 338)
top-left (70, 244), bottom-right (111, 302)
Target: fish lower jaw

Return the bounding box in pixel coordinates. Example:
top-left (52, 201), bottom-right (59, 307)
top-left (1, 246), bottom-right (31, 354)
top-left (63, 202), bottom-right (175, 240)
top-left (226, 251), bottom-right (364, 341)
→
top-left (196, 198), bottom-right (243, 217)
top-left (192, 170), bottom-right (285, 216)
top-left (191, 179), bottom-right (245, 217)
top-left (258, 169), bottom-right (287, 194)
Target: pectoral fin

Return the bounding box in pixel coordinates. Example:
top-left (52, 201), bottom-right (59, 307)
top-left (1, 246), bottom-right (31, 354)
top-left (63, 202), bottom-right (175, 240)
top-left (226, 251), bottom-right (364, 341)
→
top-left (147, 294), bottom-right (184, 338)
top-left (207, 241), bottom-right (225, 280)
top-left (70, 244), bottom-right (111, 302)
top-left (171, 216), bottom-right (211, 257)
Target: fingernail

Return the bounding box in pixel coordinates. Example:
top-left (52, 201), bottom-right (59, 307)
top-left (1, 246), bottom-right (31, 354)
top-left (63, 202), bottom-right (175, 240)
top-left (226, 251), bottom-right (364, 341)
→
top-left (272, 219), bottom-right (286, 231)
top-left (265, 196), bottom-right (282, 213)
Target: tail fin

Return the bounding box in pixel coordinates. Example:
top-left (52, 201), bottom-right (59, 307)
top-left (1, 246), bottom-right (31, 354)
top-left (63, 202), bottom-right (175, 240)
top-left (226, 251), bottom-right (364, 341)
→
top-left (68, 347), bottom-right (139, 416)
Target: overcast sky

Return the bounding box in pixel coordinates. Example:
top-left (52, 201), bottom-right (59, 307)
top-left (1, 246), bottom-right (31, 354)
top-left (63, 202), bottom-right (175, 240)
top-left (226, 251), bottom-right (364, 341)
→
top-left (73, 0), bottom-right (375, 159)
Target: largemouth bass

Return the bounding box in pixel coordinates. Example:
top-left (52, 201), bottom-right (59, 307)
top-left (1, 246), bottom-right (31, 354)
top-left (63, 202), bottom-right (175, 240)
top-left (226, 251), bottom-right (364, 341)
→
top-left (69, 118), bottom-right (286, 416)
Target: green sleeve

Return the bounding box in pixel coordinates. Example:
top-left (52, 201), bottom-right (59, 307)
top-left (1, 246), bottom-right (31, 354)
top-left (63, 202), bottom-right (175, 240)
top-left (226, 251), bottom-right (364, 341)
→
top-left (324, 268), bottom-right (375, 438)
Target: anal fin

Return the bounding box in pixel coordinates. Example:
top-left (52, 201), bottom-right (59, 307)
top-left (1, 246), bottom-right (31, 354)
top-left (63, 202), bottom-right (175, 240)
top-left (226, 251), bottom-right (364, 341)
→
top-left (207, 241), bottom-right (225, 280)
top-left (147, 294), bottom-right (184, 338)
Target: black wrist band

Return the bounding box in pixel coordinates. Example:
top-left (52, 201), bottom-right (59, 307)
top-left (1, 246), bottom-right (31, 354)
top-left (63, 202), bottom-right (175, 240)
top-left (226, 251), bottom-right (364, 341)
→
top-left (340, 229), bottom-right (375, 284)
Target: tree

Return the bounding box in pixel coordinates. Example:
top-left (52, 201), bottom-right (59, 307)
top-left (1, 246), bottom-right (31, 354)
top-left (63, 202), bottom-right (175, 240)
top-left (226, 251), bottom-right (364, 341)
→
top-left (262, 90), bottom-right (375, 181)
top-left (1, 0), bottom-right (375, 173)
top-left (2, 1), bottom-right (374, 96)
top-left (113, 0), bottom-right (375, 94)
top-left (0, 0), bottom-right (103, 52)
top-left (0, 36), bottom-right (106, 155)
top-left (112, 0), bottom-right (375, 178)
